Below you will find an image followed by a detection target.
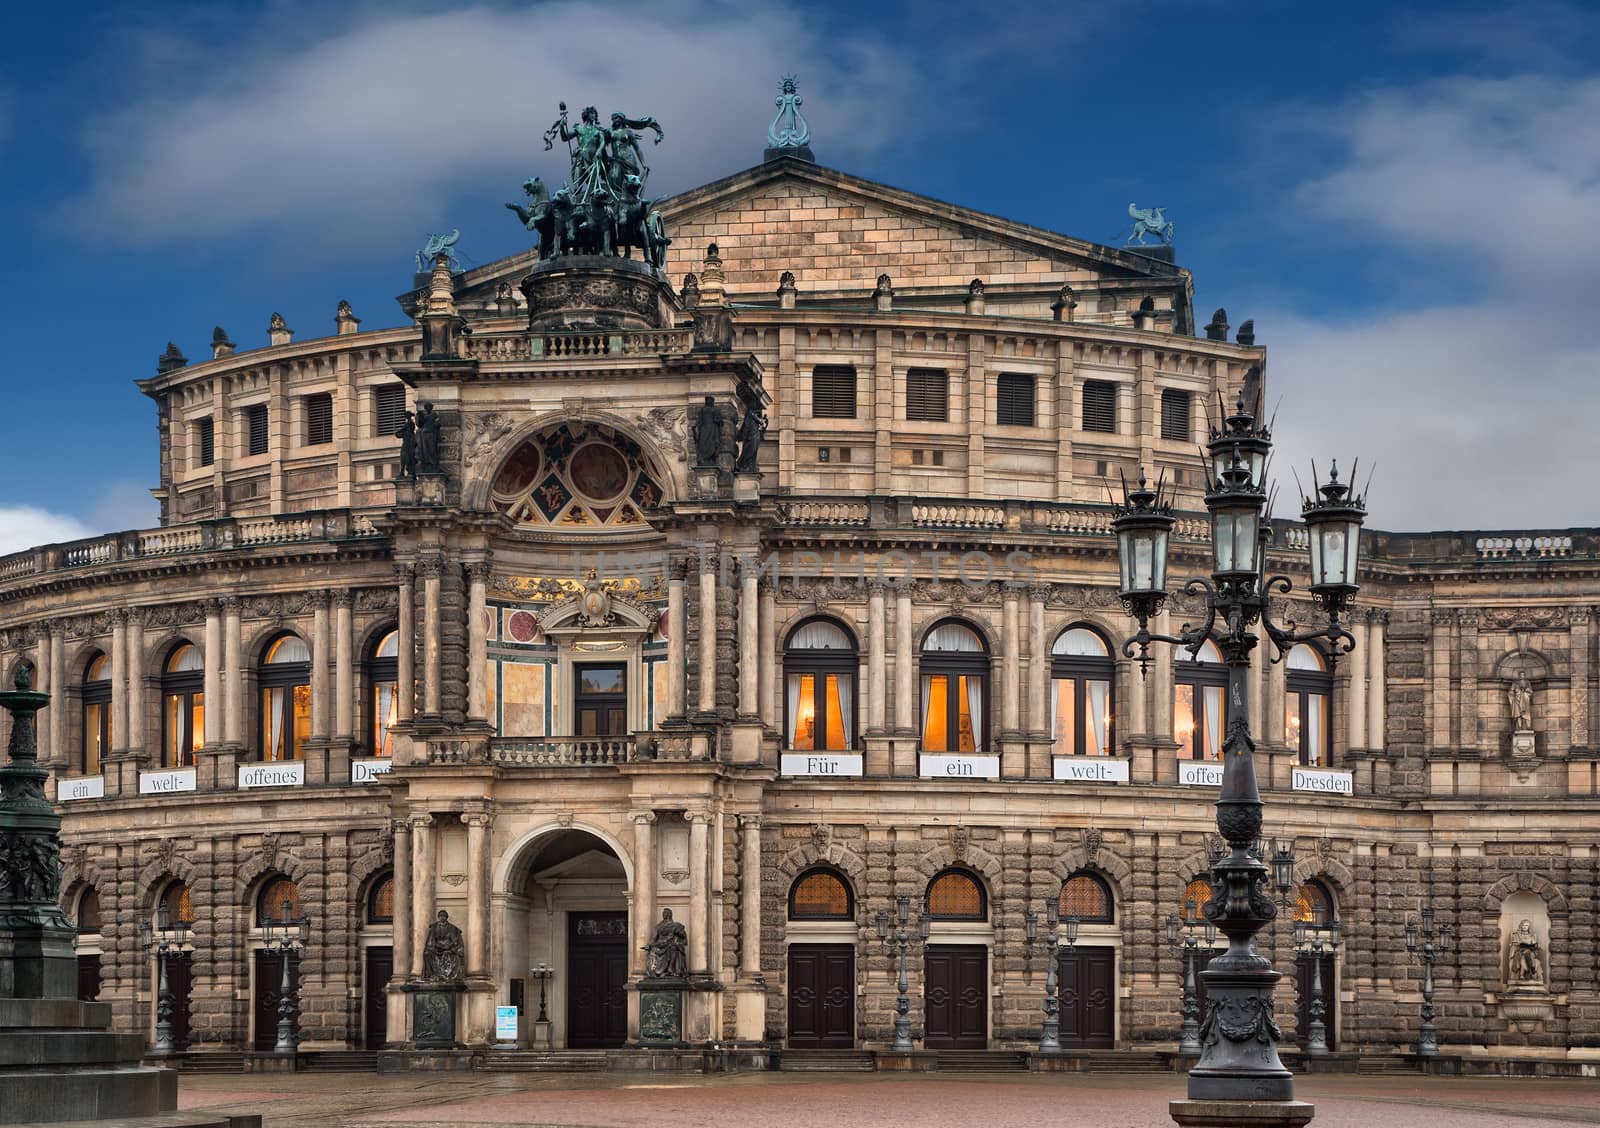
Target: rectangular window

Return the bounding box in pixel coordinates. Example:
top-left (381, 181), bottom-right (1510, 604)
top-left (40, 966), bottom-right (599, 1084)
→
top-left (786, 672), bottom-right (853, 751)
top-left (163, 691), bottom-right (204, 768)
top-left (996, 373), bottom-right (1036, 427)
top-left (921, 673), bottom-right (981, 752)
top-left (374, 384), bottom-right (408, 438)
top-left (371, 681), bottom-right (397, 757)
top-left (245, 404), bottom-right (269, 456)
top-left (812, 366), bottom-right (857, 419)
top-left (196, 418), bottom-right (215, 468)
top-left (1161, 388), bottom-right (1192, 442)
top-left (1081, 380), bottom-right (1117, 433)
top-left (906, 368), bottom-right (949, 421)
top-left (305, 393), bottom-right (333, 446)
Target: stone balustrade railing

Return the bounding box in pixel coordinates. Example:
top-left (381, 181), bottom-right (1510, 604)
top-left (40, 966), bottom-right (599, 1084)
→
top-left (776, 501), bottom-right (872, 527)
top-left (490, 738), bottom-right (635, 766)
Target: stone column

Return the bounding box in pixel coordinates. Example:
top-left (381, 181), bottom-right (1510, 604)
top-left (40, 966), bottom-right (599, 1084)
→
top-left (110, 610), bottom-right (127, 753)
top-left (895, 590), bottom-right (913, 733)
top-left (464, 812), bottom-right (491, 976)
top-left (1347, 615), bottom-right (1369, 751)
top-left (223, 597), bottom-right (244, 746)
top-left (420, 559), bottom-right (442, 718)
top-left (1459, 611), bottom-right (1480, 752)
top-left (392, 818), bottom-right (413, 981)
top-left (334, 591), bottom-right (354, 743)
top-left (688, 810), bottom-right (711, 975)
top-left (35, 628), bottom-right (54, 764)
top-left (395, 565), bottom-right (415, 724)
top-left (47, 625), bottom-right (65, 767)
top-left (1001, 592), bottom-right (1021, 734)
top-left (1571, 607), bottom-right (1591, 748)
top-left (203, 603), bottom-right (224, 756)
top-left (125, 610), bottom-right (145, 758)
top-left (466, 562), bottom-right (490, 724)
top-left (666, 562), bottom-right (686, 722)
top-left (311, 594), bottom-right (331, 741)
top-left (1028, 586), bottom-right (1049, 737)
top-left (697, 554), bottom-right (716, 715)
top-left (740, 815), bottom-right (763, 979)
top-left (868, 582), bottom-right (887, 732)
top-left (758, 583), bottom-right (776, 727)
top-left (1367, 612), bottom-right (1387, 750)
top-left (738, 561), bottom-right (758, 717)
top-left (1151, 607), bottom-right (1173, 747)
top-left (1249, 634), bottom-right (1266, 741)
top-left (1265, 639), bottom-right (1287, 748)
top-left (411, 814), bottom-right (435, 978)
top-left (631, 812), bottom-right (656, 977)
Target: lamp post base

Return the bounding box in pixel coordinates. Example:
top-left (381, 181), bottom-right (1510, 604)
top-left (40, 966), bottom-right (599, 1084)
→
top-left (1170, 1100), bottom-right (1315, 1128)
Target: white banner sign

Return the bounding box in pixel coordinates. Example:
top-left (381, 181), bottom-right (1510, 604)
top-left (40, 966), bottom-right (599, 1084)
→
top-left (781, 753), bottom-right (863, 777)
top-left (1178, 760), bottom-right (1224, 787)
top-left (495, 1005), bottom-right (520, 1041)
top-left (351, 758), bottom-right (395, 784)
top-left (919, 754), bottom-right (1001, 780)
top-left (139, 768), bottom-right (197, 795)
top-left (238, 761), bottom-right (306, 790)
top-left (1292, 766), bottom-right (1354, 795)
top-left (1053, 757), bottom-right (1131, 784)
top-left (59, 775), bottom-right (104, 801)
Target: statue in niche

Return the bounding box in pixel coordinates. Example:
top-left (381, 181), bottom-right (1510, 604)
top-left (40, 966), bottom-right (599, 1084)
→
top-left (395, 410), bottom-right (418, 482)
top-left (693, 396), bottom-right (722, 467)
top-left (417, 401), bottom-right (442, 475)
top-left (1508, 670), bottom-right (1534, 732)
top-left (423, 909), bottom-right (465, 982)
top-left (643, 907), bottom-right (688, 980)
top-left (734, 403), bottom-right (767, 474)
top-left (1507, 918), bottom-right (1545, 985)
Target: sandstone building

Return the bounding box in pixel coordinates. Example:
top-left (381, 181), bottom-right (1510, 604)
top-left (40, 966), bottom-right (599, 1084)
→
top-left (4, 112), bottom-right (1597, 1067)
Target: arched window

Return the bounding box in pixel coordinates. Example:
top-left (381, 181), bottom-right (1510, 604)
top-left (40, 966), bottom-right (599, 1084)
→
top-left (81, 652), bottom-right (111, 775)
top-left (920, 622), bottom-right (988, 753)
top-left (257, 877), bottom-right (300, 925)
top-left (926, 868), bottom-right (987, 920)
top-left (1180, 877), bottom-right (1212, 921)
top-left (788, 868), bottom-right (854, 920)
top-left (1060, 872), bottom-right (1113, 922)
top-left (367, 874), bottom-right (394, 924)
top-left (161, 643), bottom-right (205, 768)
top-left (1051, 626), bottom-right (1115, 756)
top-left (1175, 639), bottom-right (1227, 760)
top-left (160, 880), bottom-right (195, 927)
top-left (365, 630), bottom-right (399, 758)
top-left (259, 635), bottom-right (311, 762)
top-left (1286, 644), bottom-right (1333, 766)
top-left (77, 887), bottom-right (102, 934)
top-left (784, 619), bottom-right (857, 752)
top-left (1294, 880), bottom-right (1334, 926)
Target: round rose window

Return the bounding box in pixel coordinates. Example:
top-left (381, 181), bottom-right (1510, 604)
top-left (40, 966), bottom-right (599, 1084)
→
top-left (568, 442), bottom-right (630, 502)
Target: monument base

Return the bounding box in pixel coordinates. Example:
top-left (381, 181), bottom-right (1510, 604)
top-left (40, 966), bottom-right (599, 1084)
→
top-left (1170, 1099), bottom-right (1315, 1128)
top-left (0, 998), bottom-right (178, 1125)
top-left (406, 983), bottom-right (465, 1049)
top-left (638, 979), bottom-right (686, 1047)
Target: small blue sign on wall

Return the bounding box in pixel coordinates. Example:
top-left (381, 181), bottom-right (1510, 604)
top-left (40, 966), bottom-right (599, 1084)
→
top-left (495, 1005), bottom-right (519, 1041)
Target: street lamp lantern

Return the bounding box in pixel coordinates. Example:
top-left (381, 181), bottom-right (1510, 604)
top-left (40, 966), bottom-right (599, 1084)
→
top-left (1271, 841), bottom-right (1297, 898)
top-left (1063, 914), bottom-right (1080, 947)
top-left (1209, 390), bottom-right (1272, 491)
top-left (1113, 471), bottom-right (1176, 619)
top-left (1206, 450), bottom-right (1267, 580)
top-left (1024, 910), bottom-right (1038, 944)
top-left (1301, 461), bottom-right (1366, 617)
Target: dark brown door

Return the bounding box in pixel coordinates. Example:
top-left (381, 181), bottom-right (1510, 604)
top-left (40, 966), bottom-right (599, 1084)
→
top-left (167, 952), bottom-right (194, 1051)
top-left (567, 912), bottom-right (627, 1048)
top-left (924, 944), bottom-right (987, 1049)
top-left (575, 664), bottom-right (627, 737)
top-left (787, 944), bottom-right (855, 1048)
top-left (77, 954), bottom-right (101, 1001)
top-left (1058, 946), bottom-right (1115, 1049)
top-left (253, 950), bottom-right (299, 1051)
top-left (1296, 953), bottom-right (1336, 1049)
top-left (365, 946), bottom-right (393, 1049)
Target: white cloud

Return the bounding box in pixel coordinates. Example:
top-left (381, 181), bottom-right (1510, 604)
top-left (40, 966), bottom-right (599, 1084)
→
top-left (1263, 71), bottom-right (1600, 531)
top-left (0, 508), bottom-right (94, 556)
top-left (66, 1), bottom-right (920, 250)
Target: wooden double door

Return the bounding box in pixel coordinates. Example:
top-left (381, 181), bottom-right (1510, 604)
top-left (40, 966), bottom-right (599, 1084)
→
top-left (1058, 946), bottom-right (1115, 1049)
top-left (253, 950), bottom-right (298, 1051)
top-left (924, 944), bottom-right (987, 1049)
top-left (787, 944), bottom-right (855, 1048)
top-left (364, 946), bottom-right (392, 1049)
top-left (567, 912), bottom-right (628, 1047)
top-left (1296, 952), bottom-right (1337, 1050)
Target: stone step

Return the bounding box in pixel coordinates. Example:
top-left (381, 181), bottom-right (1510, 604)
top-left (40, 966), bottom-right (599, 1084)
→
top-left (933, 1051), bottom-right (1031, 1072)
top-left (299, 1051), bottom-right (380, 1073)
top-left (777, 1050), bottom-right (875, 1072)
top-left (477, 1051), bottom-right (611, 1072)
top-left (169, 1051), bottom-right (248, 1074)
top-left (0, 1029), bottom-right (145, 1068)
top-left (0, 1064), bottom-right (178, 1125)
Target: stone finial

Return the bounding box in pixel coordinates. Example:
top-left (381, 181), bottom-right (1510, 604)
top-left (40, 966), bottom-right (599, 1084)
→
top-left (777, 270), bottom-right (797, 310)
top-left (690, 247), bottom-right (734, 353)
top-left (764, 75), bottom-right (815, 163)
top-left (156, 341), bottom-right (188, 375)
top-left (1051, 284), bottom-right (1077, 323)
top-left (335, 300), bottom-right (361, 336)
top-left (1204, 307), bottom-right (1230, 342)
top-left (268, 312), bottom-right (293, 347)
top-left (873, 273), bottom-right (893, 312)
top-left (210, 326), bottom-right (235, 359)
top-left (1236, 318), bottom-right (1256, 346)
top-left (965, 278), bottom-right (986, 316)
top-left (698, 244), bottom-right (727, 307)
top-left (680, 272), bottom-right (701, 310)
top-left (426, 255), bottom-right (457, 317)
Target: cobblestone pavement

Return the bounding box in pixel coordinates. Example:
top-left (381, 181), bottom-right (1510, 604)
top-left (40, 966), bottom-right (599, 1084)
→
top-left (167, 1072), bottom-right (1600, 1128)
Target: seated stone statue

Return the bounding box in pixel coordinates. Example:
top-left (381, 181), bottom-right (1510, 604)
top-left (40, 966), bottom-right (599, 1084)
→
top-left (642, 907), bottom-right (688, 980)
top-left (423, 909), bottom-right (465, 982)
top-left (1508, 918), bottom-right (1545, 985)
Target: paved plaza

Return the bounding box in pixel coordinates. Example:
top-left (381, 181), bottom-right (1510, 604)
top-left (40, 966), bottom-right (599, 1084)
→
top-left (161, 1071), bottom-right (1600, 1128)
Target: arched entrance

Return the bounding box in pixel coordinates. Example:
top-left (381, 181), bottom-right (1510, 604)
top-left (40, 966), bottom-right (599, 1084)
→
top-left (502, 828), bottom-right (630, 1049)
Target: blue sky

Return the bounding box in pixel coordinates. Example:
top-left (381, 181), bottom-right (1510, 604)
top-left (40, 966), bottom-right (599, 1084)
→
top-left (3, 0), bottom-right (1597, 547)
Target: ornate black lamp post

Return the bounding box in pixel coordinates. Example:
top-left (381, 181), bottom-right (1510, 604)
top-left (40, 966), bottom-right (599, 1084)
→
top-left (139, 902), bottom-right (191, 1056)
top-left (263, 897), bottom-right (309, 1056)
top-left (1024, 902), bottom-right (1079, 1053)
top-left (874, 895), bottom-right (928, 1053)
top-left (1293, 911), bottom-right (1341, 1056)
top-left (1405, 908), bottom-right (1452, 1057)
top-left (1112, 394), bottom-right (1366, 1110)
top-left (1166, 904), bottom-right (1216, 1055)
top-left (530, 961), bottom-right (554, 1022)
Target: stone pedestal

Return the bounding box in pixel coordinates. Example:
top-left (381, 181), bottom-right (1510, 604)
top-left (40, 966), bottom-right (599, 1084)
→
top-left (1170, 1100), bottom-right (1315, 1127)
top-left (407, 984), bottom-right (464, 1048)
top-left (1498, 985), bottom-right (1555, 1034)
top-left (638, 985), bottom-right (684, 1046)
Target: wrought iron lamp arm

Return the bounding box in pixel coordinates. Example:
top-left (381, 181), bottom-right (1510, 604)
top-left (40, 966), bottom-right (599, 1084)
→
top-left (1120, 578), bottom-right (1219, 664)
top-left (1258, 576), bottom-right (1355, 664)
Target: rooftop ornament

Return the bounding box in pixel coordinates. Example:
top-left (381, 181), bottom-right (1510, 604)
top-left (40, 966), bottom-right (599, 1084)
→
top-left (1122, 203), bottom-right (1175, 247)
top-left (764, 75), bottom-right (814, 163)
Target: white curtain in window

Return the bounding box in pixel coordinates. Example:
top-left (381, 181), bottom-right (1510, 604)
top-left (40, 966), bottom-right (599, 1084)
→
top-left (1307, 693), bottom-right (1326, 766)
top-left (266, 687), bottom-right (284, 761)
top-left (1049, 681), bottom-right (1060, 752)
top-left (836, 675), bottom-right (854, 750)
top-left (965, 676), bottom-right (984, 751)
top-left (925, 624), bottom-right (981, 652)
top-left (921, 675), bottom-right (935, 748)
top-left (790, 620), bottom-right (851, 650)
top-left (786, 674), bottom-right (802, 748)
top-left (1203, 685), bottom-right (1224, 760)
top-left (1087, 679), bottom-right (1109, 756)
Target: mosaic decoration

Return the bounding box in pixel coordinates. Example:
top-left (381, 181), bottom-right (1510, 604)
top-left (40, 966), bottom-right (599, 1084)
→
top-left (491, 423), bottom-right (664, 530)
